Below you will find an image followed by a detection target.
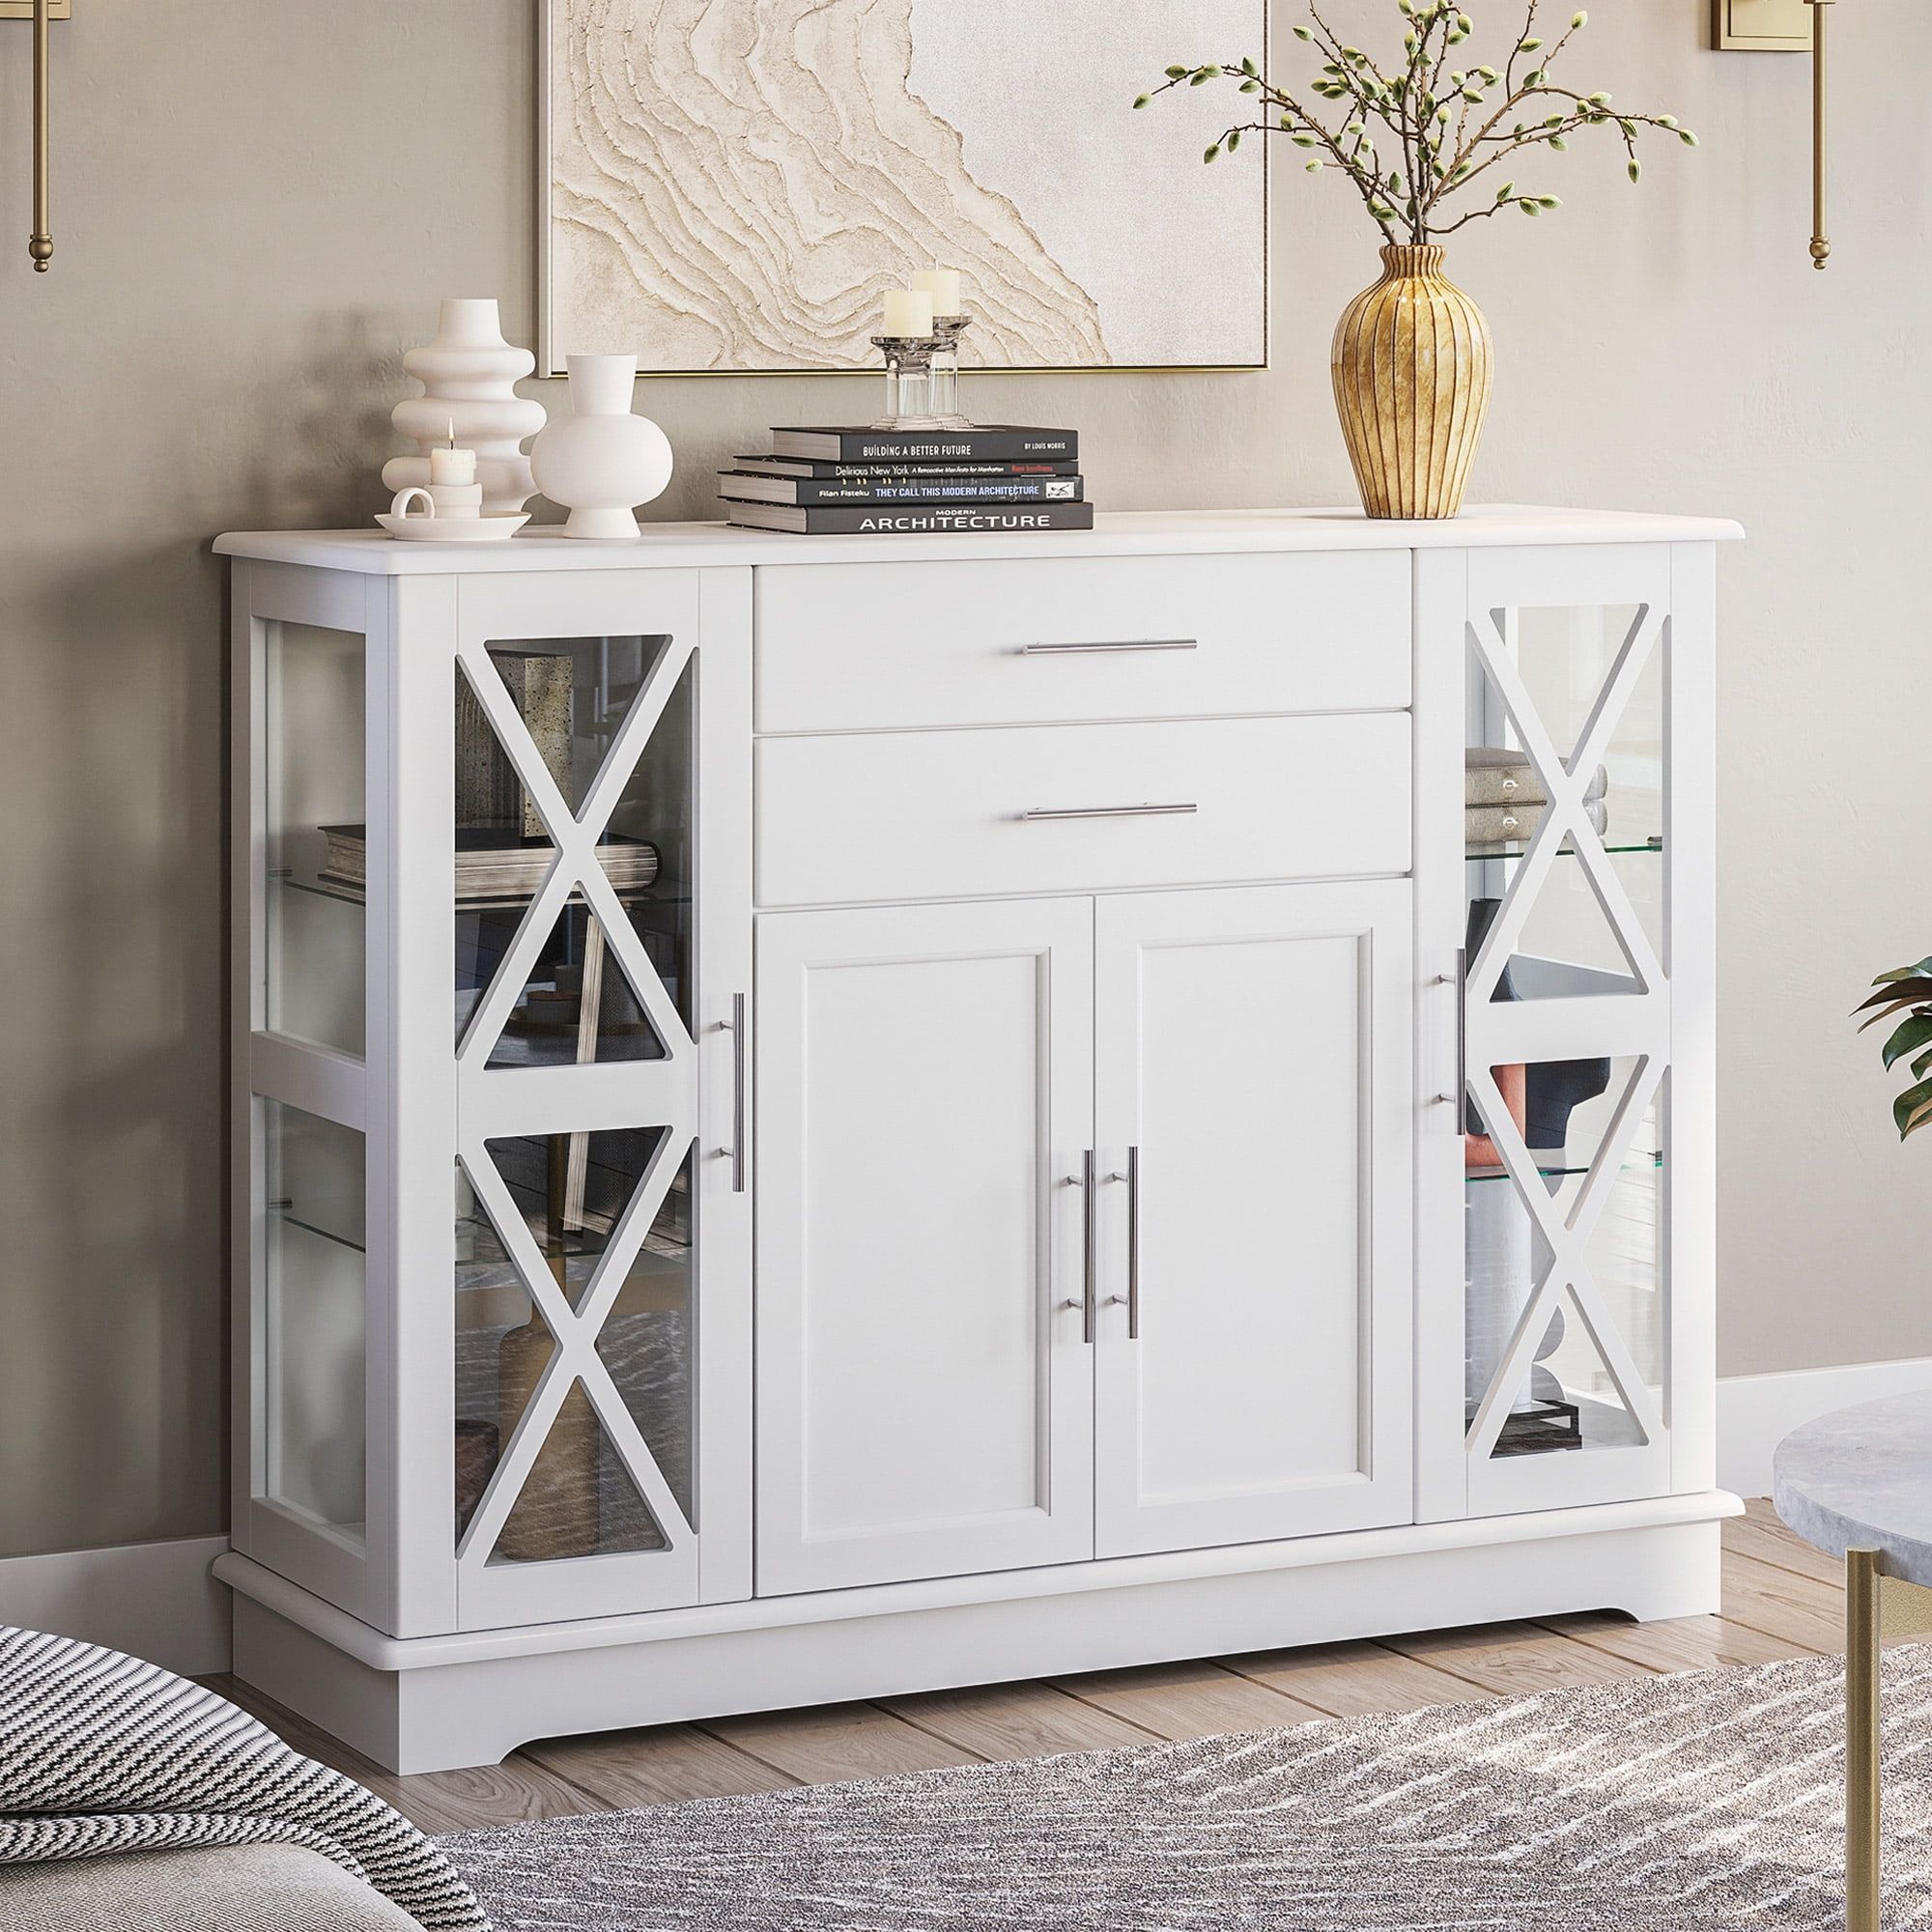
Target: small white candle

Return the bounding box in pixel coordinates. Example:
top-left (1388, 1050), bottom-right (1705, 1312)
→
top-left (882, 287), bottom-right (934, 337)
top-left (429, 418), bottom-right (477, 486)
top-left (429, 444), bottom-right (476, 485)
top-left (911, 267), bottom-right (961, 316)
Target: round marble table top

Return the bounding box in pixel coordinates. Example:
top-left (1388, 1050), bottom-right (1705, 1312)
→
top-left (1773, 1390), bottom-right (1932, 1588)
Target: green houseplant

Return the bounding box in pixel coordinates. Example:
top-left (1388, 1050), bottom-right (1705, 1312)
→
top-left (1137, 3), bottom-right (1696, 518)
top-left (1856, 960), bottom-right (1932, 1139)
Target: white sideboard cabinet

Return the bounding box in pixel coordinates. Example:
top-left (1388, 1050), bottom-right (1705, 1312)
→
top-left (214, 507), bottom-right (1742, 1773)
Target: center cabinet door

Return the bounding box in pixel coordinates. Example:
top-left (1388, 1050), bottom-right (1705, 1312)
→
top-left (1092, 882), bottom-right (1414, 1559)
top-left (755, 897), bottom-right (1095, 1595)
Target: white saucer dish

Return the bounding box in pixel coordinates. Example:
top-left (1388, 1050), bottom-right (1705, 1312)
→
top-left (375, 512), bottom-right (531, 543)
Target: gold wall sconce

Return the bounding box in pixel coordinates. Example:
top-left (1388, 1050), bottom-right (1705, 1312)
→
top-left (1711, 0), bottom-right (1833, 270)
top-left (5, 0), bottom-right (69, 272)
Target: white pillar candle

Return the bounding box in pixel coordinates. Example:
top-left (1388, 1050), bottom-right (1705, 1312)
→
top-left (429, 416), bottom-right (477, 486)
top-left (882, 288), bottom-right (934, 337)
top-left (911, 267), bottom-right (961, 315)
top-left (429, 444), bottom-right (477, 485)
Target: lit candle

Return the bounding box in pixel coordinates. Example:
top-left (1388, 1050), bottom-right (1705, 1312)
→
top-left (429, 417), bottom-right (477, 486)
top-left (911, 267), bottom-right (961, 316)
top-left (882, 288), bottom-right (934, 338)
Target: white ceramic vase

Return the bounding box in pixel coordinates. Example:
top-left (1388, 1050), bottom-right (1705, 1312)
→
top-left (383, 298), bottom-right (547, 518)
top-left (530, 354), bottom-right (673, 540)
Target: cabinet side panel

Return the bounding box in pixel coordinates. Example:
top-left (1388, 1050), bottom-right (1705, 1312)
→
top-left (1666, 544), bottom-right (1718, 1492)
top-left (696, 567), bottom-right (754, 1605)
top-left (1413, 549), bottom-right (1471, 1524)
top-left (388, 576), bottom-right (460, 1637)
top-left (230, 563), bottom-right (260, 1553)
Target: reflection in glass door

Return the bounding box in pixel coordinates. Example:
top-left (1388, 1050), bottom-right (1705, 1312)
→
top-left (263, 621), bottom-right (366, 1056)
top-left (452, 635), bottom-right (693, 1065)
top-left (263, 1099), bottom-right (366, 1543)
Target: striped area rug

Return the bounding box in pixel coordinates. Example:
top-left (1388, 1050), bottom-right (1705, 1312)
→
top-left (442, 1649), bottom-right (1932, 1930)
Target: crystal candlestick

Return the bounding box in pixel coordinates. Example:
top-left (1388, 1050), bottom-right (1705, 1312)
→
top-left (927, 315), bottom-right (974, 428)
top-left (869, 336), bottom-right (944, 429)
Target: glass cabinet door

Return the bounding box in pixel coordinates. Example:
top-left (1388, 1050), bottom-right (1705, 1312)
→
top-left (241, 598), bottom-right (381, 1623)
top-left (441, 602), bottom-right (736, 1631)
top-left (1451, 570), bottom-right (1679, 1515)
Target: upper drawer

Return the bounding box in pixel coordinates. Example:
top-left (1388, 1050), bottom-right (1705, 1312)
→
top-left (754, 552), bottom-right (1411, 732)
top-left (756, 713), bottom-right (1411, 907)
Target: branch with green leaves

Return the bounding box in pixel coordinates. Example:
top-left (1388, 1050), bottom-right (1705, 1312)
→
top-left (1135, 1), bottom-right (1698, 246)
top-left (1856, 959), bottom-right (1932, 1141)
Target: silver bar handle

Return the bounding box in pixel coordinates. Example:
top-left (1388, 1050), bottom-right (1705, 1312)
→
top-left (1021, 639), bottom-right (1199, 656)
top-left (1434, 950), bottom-right (1467, 1110)
top-left (1082, 1150), bottom-right (1098, 1344)
top-left (1021, 803), bottom-right (1199, 823)
top-left (1125, 1145), bottom-right (1141, 1341)
top-left (1455, 949), bottom-right (1467, 1117)
top-left (731, 991), bottom-right (748, 1194)
top-left (714, 995), bottom-right (747, 1192)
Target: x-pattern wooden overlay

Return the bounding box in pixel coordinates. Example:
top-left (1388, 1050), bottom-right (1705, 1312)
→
top-left (450, 635), bottom-right (697, 1571)
top-left (1463, 602), bottom-right (1672, 1463)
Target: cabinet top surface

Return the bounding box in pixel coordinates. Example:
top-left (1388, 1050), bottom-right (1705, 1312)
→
top-left (214, 505), bottom-right (1743, 575)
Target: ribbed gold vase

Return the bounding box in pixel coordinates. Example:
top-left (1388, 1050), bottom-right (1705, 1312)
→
top-left (1331, 244), bottom-right (1492, 521)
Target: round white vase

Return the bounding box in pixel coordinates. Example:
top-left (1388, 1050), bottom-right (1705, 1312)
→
top-left (383, 298), bottom-right (547, 517)
top-left (530, 354), bottom-right (673, 541)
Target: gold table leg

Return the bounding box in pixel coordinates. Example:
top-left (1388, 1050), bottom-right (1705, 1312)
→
top-left (1847, 1547), bottom-right (1882, 1932)
top-left (1844, 1554), bottom-right (1932, 1931)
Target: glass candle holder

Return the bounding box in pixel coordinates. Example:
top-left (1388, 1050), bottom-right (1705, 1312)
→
top-left (869, 335), bottom-right (941, 429)
top-left (927, 315), bottom-right (974, 428)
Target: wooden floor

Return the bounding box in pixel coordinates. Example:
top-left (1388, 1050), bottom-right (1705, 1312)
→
top-left (208, 1501), bottom-right (1861, 1836)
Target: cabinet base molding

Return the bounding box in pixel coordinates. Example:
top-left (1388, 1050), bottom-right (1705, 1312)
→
top-left (217, 1492), bottom-right (1739, 1774)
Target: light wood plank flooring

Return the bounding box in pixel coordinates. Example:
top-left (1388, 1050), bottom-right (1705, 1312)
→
top-left (206, 1501), bottom-right (1858, 1835)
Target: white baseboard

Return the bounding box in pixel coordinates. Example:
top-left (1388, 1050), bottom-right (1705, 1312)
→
top-left (1719, 1357), bottom-right (1932, 1499)
top-left (0, 1535), bottom-right (231, 1677)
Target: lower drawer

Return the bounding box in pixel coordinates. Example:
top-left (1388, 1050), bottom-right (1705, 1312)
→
top-left (755, 714), bottom-right (1412, 905)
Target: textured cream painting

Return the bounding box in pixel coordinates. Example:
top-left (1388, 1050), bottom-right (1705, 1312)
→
top-left (543, 0), bottom-right (1269, 375)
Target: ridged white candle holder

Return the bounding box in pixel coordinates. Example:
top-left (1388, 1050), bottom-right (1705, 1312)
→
top-left (383, 298), bottom-right (547, 518)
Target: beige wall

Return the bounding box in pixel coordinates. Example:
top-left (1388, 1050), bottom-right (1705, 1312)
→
top-left (2, 0), bottom-right (1920, 1556)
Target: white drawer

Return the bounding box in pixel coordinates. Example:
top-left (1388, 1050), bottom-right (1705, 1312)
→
top-left (754, 552), bottom-right (1411, 732)
top-left (755, 714), bottom-right (1411, 906)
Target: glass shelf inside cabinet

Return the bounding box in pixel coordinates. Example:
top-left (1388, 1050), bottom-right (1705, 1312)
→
top-left (1463, 1058), bottom-right (1663, 1460)
top-left (1466, 838), bottom-right (1663, 865)
top-left (453, 636), bottom-right (694, 1066)
top-left (263, 621), bottom-right (366, 1057)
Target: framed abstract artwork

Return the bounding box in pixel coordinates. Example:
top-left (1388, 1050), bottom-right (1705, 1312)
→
top-left (539, 0), bottom-right (1270, 377)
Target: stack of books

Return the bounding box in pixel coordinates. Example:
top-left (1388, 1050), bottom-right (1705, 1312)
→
top-left (719, 425), bottom-right (1093, 535)
top-left (319, 824), bottom-right (660, 901)
top-left (1464, 750), bottom-right (1607, 846)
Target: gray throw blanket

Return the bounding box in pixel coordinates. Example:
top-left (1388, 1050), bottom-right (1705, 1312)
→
top-left (0, 1626), bottom-right (489, 1931)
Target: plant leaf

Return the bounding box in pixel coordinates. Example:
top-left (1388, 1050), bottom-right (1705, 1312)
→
top-left (1898, 1078), bottom-right (1932, 1138)
top-left (1855, 978), bottom-right (1932, 1016)
top-left (1883, 1010), bottom-right (1932, 1071)
top-left (1876, 956), bottom-right (1932, 983)
top-left (1857, 995), bottom-right (1932, 1035)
